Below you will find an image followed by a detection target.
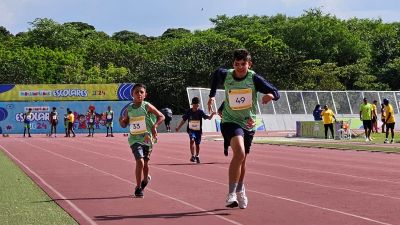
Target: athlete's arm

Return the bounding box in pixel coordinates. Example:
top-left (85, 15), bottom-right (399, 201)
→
top-left (147, 103), bottom-right (165, 140)
top-left (119, 110), bottom-right (129, 128)
top-left (253, 74), bottom-right (280, 102)
top-left (208, 68), bottom-right (228, 112)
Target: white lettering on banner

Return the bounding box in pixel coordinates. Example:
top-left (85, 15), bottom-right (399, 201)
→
top-left (52, 89), bottom-right (88, 97)
top-left (15, 112), bottom-right (50, 122)
top-left (19, 90), bottom-right (52, 97)
top-left (228, 88), bottom-right (252, 110)
top-left (24, 106), bottom-right (50, 112)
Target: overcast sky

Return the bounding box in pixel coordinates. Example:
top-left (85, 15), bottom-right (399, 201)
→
top-left (1, 0), bottom-right (399, 36)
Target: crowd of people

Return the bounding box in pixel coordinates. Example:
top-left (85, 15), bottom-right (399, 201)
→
top-left (22, 105), bottom-right (116, 138)
top-left (312, 97), bottom-right (396, 143)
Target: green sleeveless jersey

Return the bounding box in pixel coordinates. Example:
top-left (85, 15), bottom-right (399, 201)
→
top-left (222, 69), bottom-right (258, 131)
top-left (127, 101), bottom-right (156, 147)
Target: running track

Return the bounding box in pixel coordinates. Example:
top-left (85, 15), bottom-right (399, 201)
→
top-left (0, 133), bottom-right (400, 225)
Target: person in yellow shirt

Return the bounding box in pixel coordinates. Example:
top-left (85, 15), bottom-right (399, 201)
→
top-left (383, 99), bottom-right (395, 143)
top-left (67, 109), bottom-right (76, 137)
top-left (359, 97), bottom-right (373, 142)
top-left (372, 100), bottom-right (378, 133)
top-left (321, 105), bottom-right (336, 139)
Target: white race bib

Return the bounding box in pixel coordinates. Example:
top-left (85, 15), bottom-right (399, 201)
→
top-left (228, 88), bottom-right (252, 110)
top-left (89, 118), bottom-right (94, 123)
top-left (52, 115), bottom-right (57, 120)
top-left (107, 114), bottom-right (112, 119)
top-left (188, 120), bottom-right (200, 130)
top-left (129, 116), bottom-right (147, 135)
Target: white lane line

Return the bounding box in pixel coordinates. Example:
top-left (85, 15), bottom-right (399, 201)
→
top-left (152, 163), bottom-right (393, 225)
top-left (38, 139), bottom-right (393, 225)
top-left (77, 137), bottom-right (400, 185)
top-left (0, 143), bottom-right (97, 225)
top-left (60, 137), bottom-right (400, 200)
top-left (15, 140), bottom-right (243, 225)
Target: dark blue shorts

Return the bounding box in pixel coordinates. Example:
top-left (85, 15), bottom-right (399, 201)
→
top-left (130, 143), bottom-right (152, 161)
top-left (221, 122), bottom-right (255, 154)
top-left (188, 131), bottom-right (202, 145)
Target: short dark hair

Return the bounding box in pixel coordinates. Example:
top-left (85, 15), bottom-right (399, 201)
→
top-left (383, 98), bottom-right (389, 104)
top-left (52, 107), bottom-right (56, 110)
top-left (191, 97), bottom-right (200, 104)
top-left (233, 49), bottom-right (251, 61)
top-left (133, 83), bottom-right (146, 90)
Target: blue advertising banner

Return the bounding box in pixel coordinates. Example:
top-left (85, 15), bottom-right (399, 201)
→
top-left (0, 101), bottom-right (132, 134)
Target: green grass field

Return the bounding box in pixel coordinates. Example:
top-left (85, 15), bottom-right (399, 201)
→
top-left (254, 131), bottom-right (400, 153)
top-left (0, 150), bottom-right (77, 225)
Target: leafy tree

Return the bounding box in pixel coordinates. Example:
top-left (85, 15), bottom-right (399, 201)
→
top-left (112, 30), bottom-right (151, 44)
top-left (161, 28), bottom-right (191, 39)
top-left (0, 26), bottom-right (13, 39)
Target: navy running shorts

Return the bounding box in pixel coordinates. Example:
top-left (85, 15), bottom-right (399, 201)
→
top-left (130, 143), bottom-right (152, 161)
top-left (220, 122), bottom-right (255, 154)
top-left (188, 131), bottom-right (202, 145)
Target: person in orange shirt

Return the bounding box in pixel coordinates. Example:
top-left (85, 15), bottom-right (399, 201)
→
top-left (321, 105), bottom-right (336, 139)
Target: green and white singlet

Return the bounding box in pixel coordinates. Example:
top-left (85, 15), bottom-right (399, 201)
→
top-left (127, 101), bottom-right (156, 147)
top-left (222, 69), bottom-right (258, 131)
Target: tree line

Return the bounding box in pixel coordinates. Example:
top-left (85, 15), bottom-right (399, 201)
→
top-left (1, 9), bottom-right (399, 113)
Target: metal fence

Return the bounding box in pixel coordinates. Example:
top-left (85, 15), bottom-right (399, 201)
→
top-left (187, 88), bottom-right (400, 115)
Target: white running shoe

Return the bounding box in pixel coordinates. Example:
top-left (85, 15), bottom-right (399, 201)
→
top-left (225, 193), bottom-right (238, 208)
top-left (237, 191), bottom-right (248, 209)
top-left (384, 139), bottom-right (389, 144)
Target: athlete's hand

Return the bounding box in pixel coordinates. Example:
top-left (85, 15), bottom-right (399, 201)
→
top-left (151, 126), bottom-right (158, 143)
top-left (119, 116), bottom-right (128, 128)
top-left (246, 117), bottom-right (256, 129)
top-left (217, 109), bottom-right (223, 118)
top-left (207, 97), bottom-right (215, 113)
top-left (262, 94), bottom-right (274, 104)
top-left (144, 133), bottom-right (152, 144)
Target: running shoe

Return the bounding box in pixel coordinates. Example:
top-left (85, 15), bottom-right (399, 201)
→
top-left (134, 186), bottom-right (144, 198)
top-left (225, 193), bottom-right (238, 208)
top-left (141, 175), bottom-right (152, 190)
top-left (237, 191), bottom-right (248, 209)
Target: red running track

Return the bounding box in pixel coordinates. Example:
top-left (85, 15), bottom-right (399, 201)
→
top-left (1, 133), bottom-right (400, 225)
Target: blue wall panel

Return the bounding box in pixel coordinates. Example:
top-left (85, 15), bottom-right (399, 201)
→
top-left (0, 101), bottom-right (132, 134)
